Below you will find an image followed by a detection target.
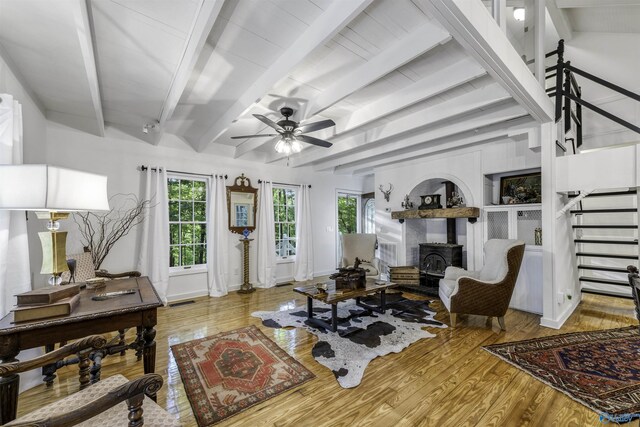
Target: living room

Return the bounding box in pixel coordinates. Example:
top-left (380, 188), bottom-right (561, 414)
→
top-left (1, 0), bottom-right (640, 426)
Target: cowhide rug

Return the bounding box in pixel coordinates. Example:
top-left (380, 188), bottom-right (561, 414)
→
top-left (252, 293), bottom-right (446, 388)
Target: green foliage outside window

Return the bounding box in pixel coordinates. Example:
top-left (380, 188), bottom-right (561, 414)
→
top-left (337, 194), bottom-right (358, 234)
top-left (168, 178), bottom-right (207, 267)
top-left (273, 187), bottom-right (296, 258)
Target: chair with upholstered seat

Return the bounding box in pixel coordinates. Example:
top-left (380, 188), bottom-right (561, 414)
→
top-left (439, 239), bottom-right (525, 330)
top-left (1, 336), bottom-right (179, 427)
top-left (340, 233), bottom-right (380, 277)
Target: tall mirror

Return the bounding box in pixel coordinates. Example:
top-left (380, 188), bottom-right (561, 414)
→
top-left (227, 174), bottom-right (258, 235)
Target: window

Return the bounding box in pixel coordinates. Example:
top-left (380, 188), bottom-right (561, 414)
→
top-left (168, 177), bottom-right (207, 269)
top-left (337, 192), bottom-right (359, 234)
top-left (363, 198), bottom-right (375, 234)
top-left (273, 187), bottom-right (296, 259)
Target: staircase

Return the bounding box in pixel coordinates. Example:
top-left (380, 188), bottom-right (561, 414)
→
top-left (570, 190), bottom-right (637, 298)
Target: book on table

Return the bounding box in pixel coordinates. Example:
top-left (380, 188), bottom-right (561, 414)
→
top-left (15, 284), bottom-right (80, 306)
top-left (11, 294), bottom-right (81, 323)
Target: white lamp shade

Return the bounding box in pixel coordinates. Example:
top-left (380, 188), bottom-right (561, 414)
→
top-left (0, 165), bottom-right (109, 211)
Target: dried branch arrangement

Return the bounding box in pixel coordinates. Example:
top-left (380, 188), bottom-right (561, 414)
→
top-left (73, 193), bottom-right (151, 269)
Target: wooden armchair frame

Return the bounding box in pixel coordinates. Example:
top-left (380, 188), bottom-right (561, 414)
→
top-left (1, 336), bottom-right (163, 427)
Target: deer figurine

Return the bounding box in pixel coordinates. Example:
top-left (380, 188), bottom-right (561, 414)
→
top-left (379, 183), bottom-right (393, 202)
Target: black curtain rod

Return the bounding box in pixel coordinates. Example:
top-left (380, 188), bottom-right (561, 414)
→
top-left (258, 179), bottom-right (311, 188)
top-left (140, 165), bottom-right (227, 179)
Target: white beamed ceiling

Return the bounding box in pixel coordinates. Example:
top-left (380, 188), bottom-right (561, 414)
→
top-left (0, 0), bottom-right (539, 174)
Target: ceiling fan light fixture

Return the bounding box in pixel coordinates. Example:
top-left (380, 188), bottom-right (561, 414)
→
top-left (274, 136), bottom-right (303, 155)
top-left (513, 7), bottom-right (525, 21)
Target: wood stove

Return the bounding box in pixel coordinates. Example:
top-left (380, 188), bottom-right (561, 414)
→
top-left (419, 243), bottom-right (463, 294)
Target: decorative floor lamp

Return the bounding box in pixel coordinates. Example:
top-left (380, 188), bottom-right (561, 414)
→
top-left (0, 165), bottom-right (109, 286)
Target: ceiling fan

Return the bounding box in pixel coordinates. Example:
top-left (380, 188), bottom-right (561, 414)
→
top-left (231, 107), bottom-right (335, 155)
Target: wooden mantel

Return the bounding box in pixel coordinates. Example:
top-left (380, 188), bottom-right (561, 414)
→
top-left (391, 207), bottom-right (480, 223)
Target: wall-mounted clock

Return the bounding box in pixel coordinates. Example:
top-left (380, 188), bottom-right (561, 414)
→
top-left (418, 194), bottom-right (442, 209)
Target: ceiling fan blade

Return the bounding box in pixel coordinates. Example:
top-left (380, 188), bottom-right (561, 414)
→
top-left (231, 134), bottom-right (278, 139)
top-left (296, 134), bottom-right (332, 148)
top-left (253, 114), bottom-right (285, 132)
top-left (295, 119), bottom-right (336, 134)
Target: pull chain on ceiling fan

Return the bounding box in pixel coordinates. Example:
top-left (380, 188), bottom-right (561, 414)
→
top-left (231, 107), bottom-right (335, 156)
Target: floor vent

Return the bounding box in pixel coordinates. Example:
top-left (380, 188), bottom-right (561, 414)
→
top-left (169, 300), bottom-right (195, 308)
top-left (276, 282), bottom-right (294, 287)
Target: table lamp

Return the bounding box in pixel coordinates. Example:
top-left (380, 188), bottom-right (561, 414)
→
top-left (0, 165), bottom-right (109, 285)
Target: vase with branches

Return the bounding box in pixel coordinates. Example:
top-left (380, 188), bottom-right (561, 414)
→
top-left (73, 193), bottom-right (151, 270)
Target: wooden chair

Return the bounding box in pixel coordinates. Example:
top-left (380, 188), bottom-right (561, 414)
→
top-left (438, 239), bottom-right (525, 330)
top-left (626, 265), bottom-right (640, 324)
top-left (1, 336), bottom-right (178, 426)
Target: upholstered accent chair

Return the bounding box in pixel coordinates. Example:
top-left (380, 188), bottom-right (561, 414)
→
top-left (340, 233), bottom-right (380, 277)
top-left (2, 336), bottom-right (179, 427)
top-left (61, 251), bottom-right (141, 284)
top-left (439, 239), bottom-right (525, 330)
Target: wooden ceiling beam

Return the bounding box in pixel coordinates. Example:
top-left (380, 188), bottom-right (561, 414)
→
top-left (155, 0), bottom-right (225, 145)
top-left (312, 101), bottom-right (527, 172)
top-left (239, 56), bottom-right (485, 160)
top-left (338, 116), bottom-right (534, 175)
top-left (303, 20), bottom-right (452, 119)
top-left (192, 0), bottom-right (374, 152)
top-left (424, 0), bottom-right (553, 123)
top-left (71, 0), bottom-right (104, 136)
top-left (288, 82), bottom-right (511, 167)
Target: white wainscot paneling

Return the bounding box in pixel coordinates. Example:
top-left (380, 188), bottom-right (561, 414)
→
top-left (511, 248), bottom-right (543, 314)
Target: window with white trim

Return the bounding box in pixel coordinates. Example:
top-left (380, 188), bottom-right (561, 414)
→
top-left (273, 186), bottom-right (297, 260)
top-left (168, 177), bottom-right (207, 269)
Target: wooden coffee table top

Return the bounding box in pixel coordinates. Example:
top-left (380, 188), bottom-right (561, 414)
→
top-left (293, 278), bottom-right (398, 304)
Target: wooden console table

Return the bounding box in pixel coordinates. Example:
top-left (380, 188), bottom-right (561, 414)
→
top-left (0, 276), bottom-right (162, 424)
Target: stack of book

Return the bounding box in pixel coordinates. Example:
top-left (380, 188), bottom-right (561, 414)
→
top-left (390, 266), bottom-right (421, 285)
top-left (12, 285), bottom-right (81, 323)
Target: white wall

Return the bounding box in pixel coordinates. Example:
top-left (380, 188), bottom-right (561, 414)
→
top-left (0, 49), bottom-right (48, 392)
top-left (375, 135), bottom-right (541, 273)
top-left (43, 122), bottom-right (365, 301)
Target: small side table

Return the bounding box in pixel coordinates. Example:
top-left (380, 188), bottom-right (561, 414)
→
top-left (238, 237), bottom-right (255, 293)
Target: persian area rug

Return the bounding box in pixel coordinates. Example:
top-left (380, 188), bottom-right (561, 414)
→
top-left (484, 326), bottom-right (640, 417)
top-left (170, 325), bottom-right (315, 426)
top-left (252, 293), bottom-right (446, 388)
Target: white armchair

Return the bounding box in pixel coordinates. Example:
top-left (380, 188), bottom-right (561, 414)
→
top-left (340, 233), bottom-right (380, 277)
top-left (439, 239), bottom-right (525, 330)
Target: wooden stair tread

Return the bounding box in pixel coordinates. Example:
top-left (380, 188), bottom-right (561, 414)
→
top-left (576, 252), bottom-right (638, 260)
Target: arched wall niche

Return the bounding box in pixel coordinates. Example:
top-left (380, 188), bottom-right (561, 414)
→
top-left (402, 173), bottom-right (475, 269)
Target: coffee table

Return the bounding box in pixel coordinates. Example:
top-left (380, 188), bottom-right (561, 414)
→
top-left (293, 278), bottom-right (399, 332)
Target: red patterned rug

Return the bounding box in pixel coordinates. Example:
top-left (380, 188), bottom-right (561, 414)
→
top-left (171, 325), bottom-right (315, 426)
top-left (484, 326), bottom-right (640, 417)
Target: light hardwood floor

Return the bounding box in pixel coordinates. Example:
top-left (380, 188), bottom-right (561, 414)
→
top-left (16, 284), bottom-right (640, 427)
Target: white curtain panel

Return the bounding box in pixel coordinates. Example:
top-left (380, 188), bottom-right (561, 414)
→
top-left (256, 180), bottom-right (276, 288)
top-left (0, 94), bottom-right (30, 316)
top-left (137, 167), bottom-right (170, 304)
top-left (294, 185), bottom-right (314, 281)
top-left (207, 176), bottom-right (228, 297)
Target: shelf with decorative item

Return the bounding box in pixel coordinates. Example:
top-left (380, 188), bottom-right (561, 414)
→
top-left (391, 207), bottom-right (480, 224)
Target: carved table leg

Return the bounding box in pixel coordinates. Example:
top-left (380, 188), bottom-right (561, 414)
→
top-left (78, 351), bottom-right (92, 389)
top-left (0, 343), bottom-right (20, 424)
top-left (43, 343), bottom-right (57, 386)
top-left (143, 326), bottom-right (157, 402)
top-left (135, 326), bottom-right (143, 361)
top-left (142, 326), bottom-right (156, 374)
top-left (118, 329), bottom-right (126, 356)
